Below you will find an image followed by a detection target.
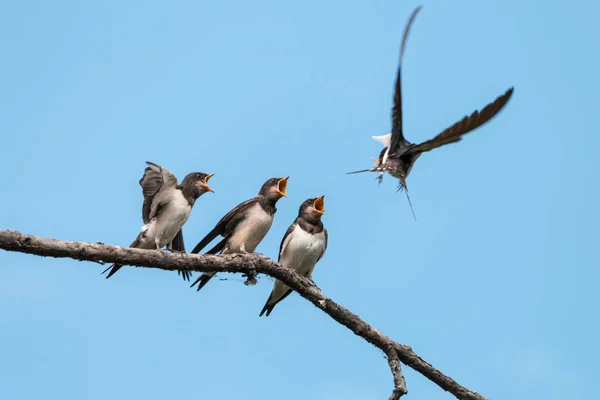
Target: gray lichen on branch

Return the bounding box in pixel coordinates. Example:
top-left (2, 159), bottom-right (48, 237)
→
top-left (0, 229), bottom-right (485, 400)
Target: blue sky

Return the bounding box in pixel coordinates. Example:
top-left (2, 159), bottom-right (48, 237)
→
top-left (1, 0), bottom-right (598, 399)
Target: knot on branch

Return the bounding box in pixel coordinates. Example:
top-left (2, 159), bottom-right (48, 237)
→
top-left (243, 271), bottom-right (257, 286)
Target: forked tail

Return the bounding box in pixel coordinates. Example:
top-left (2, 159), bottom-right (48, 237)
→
top-left (102, 264), bottom-right (122, 279)
top-left (190, 272), bottom-right (215, 292)
top-left (397, 178), bottom-right (417, 221)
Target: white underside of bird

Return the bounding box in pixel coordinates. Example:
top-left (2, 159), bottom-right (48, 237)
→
top-left (269, 225), bottom-right (327, 303)
top-left (224, 202), bottom-right (273, 254)
top-left (138, 190), bottom-right (191, 249)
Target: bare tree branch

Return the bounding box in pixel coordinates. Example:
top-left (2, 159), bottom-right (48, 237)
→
top-left (385, 342), bottom-right (408, 399)
top-left (0, 229), bottom-right (485, 400)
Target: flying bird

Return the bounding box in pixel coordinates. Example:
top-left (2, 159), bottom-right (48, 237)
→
top-left (102, 161), bottom-right (214, 280)
top-left (189, 177), bottom-right (289, 291)
top-left (347, 5), bottom-right (514, 219)
top-left (260, 196), bottom-right (327, 317)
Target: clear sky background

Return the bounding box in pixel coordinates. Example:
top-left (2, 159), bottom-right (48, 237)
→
top-left (1, 0), bottom-right (598, 399)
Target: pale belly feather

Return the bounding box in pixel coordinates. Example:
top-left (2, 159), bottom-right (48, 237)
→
top-left (138, 191), bottom-right (191, 249)
top-left (279, 227), bottom-right (326, 276)
top-left (224, 203), bottom-right (273, 254)
top-left (270, 226), bottom-right (326, 302)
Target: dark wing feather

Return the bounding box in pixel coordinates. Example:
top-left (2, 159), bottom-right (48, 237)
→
top-left (169, 230), bottom-right (192, 281)
top-left (389, 6), bottom-right (423, 154)
top-left (206, 237), bottom-right (228, 255)
top-left (170, 230), bottom-right (185, 252)
top-left (317, 228), bottom-right (328, 263)
top-left (278, 222), bottom-right (297, 262)
top-left (191, 198), bottom-right (257, 254)
top-left (139, 161), bottom-right (178, 223)
top-left (406, 87), bottom-right (514, 155)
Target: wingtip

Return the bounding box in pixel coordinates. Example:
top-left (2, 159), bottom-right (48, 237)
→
top-left (144, 161), bottom-right (161, 171)
top-left (494, 86), bottom-right (515, 110)
top-left (259, 304), bottom-right (273, 317)
top-left (102, 264), bottom-right (121, 279)
top-left (190, 274), bottom-right (212, 292)
top-left (399, 5), bottom-right (423, 63)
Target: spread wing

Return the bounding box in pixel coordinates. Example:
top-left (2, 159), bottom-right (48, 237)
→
top-left (389, 6), bottom-right (422, 155)
top-left (139, 161), bottom-right (179, 223)
top-left (406, 87), bottom-right (514, 155)
top-left (191, 198), bottom-right (258, 254)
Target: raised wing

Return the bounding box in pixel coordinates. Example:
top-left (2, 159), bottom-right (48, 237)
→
top-left (190, 198), bottom-right (258, 254)
top-left (372, 133), bottom-right (392, 147)
top-left (139, 161), bottom-right (179, 223)
top-left (389, 6), bottom-right (423, 155)
top-left (406, 87), bottom-right (514, 155)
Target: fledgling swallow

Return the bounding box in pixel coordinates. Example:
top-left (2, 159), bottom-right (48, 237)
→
top-left (189, 177), bottom-right (289, 291)
top-left (102, 161), bottom-right (214, 280)
top-left (260, 196), bottom-right (327, 317)
top-left (348, 6), bottom-right (514, 219)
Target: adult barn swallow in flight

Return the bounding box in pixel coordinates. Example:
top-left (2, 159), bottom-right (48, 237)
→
top-left (347, 6), bottom-right (514, 218)
top-left (189, 177), bottom-right (289, 291)
top-left (102, 162), bottom-right (214, 280)
top-left (260, 196), bottom-right (327, 317)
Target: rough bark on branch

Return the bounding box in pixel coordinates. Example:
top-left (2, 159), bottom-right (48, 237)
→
top-left (0, 229), bottom-right (485, 400)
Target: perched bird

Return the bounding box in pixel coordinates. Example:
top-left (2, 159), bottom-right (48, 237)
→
top-left (260, 196), bottom-right (327, 317)
top-left (102, 161), bottom-right (214, 280)
top-left (189, 177), bottom-right (289, 291)
top-left (347, 5), bottom-right (514, 219)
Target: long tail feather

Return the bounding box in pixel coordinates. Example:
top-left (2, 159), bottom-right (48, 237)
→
top-left (178, 270), bottom-right (192, 281)
top-left (102, 264), bottom-right (122, 279)
top-left (190, 272), bottom-right (215, 292)
top-left (346, 168), bottom-right (378, 175)
top-left (259, 294), bottom-right (275, 317)
top-left (397, 179), bottom-right (417, 221)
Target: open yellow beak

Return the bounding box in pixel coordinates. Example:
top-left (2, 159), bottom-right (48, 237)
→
top-left (314, 195), bottom-right (325, 214)
top-left (203, 173), bottom-right (215, 193)
top-left (277, 177), bottom-right (289, 197)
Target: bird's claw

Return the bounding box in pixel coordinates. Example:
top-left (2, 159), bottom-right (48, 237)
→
top-left (166, 248), bottom-right (185, 253)
top-left (307, 278), bottom-right (321, 291)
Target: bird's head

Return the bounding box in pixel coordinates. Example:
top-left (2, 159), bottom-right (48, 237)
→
top-left (259, 177), bottom-right (288, 201)
top-left (299, 195), bottom-right (325, 220)
top-left (182, 172), bottom-right (214, 198)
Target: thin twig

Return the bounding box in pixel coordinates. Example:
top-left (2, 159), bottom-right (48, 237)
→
top-left (385, 343), bottom-right (408, 399)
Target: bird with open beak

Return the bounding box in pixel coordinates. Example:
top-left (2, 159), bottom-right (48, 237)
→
top-left (189, 177), bottom-right (289, 291)
top-left (102, 161), bottom-right (214, 280)
top-left (260, 196), bottom-right (327, 317)
top-left (347, 5), bottom-right (514, 219)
